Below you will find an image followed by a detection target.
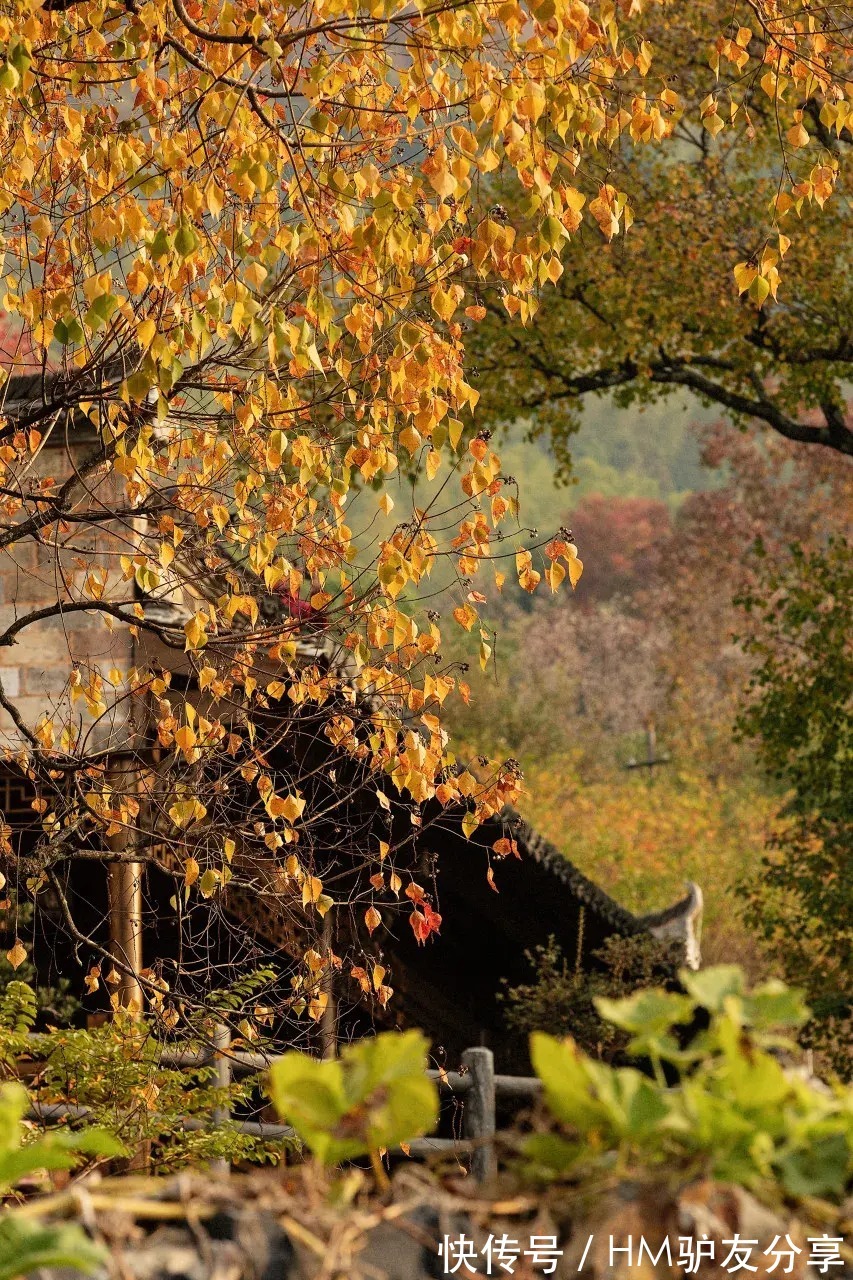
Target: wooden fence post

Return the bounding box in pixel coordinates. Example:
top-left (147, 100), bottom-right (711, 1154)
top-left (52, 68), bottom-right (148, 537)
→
top-left (462, 1046), bottom-right (496, 1183)
top-left (209, 1021), bottom-right (231, 1174)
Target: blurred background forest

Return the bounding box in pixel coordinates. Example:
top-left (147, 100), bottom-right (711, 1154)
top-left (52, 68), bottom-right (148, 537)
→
top-left (408, 392), bottom-right (853, 1043)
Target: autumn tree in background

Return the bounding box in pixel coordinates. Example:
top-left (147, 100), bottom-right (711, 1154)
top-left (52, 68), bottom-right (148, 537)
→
top-left (0, 0), bottom-right (849, 1043)
top-left (562, 495), bottom-right (670, 603)
top-left (736, 537), bottom-right (853, 1074)
top-left (468, 0), bottom-right (853, 467)
top-left (444, 417), bottom-right (852, 980)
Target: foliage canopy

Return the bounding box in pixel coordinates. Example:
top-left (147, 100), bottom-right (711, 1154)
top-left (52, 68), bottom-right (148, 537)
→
top-left (467, 0), bottom-right (853, 465)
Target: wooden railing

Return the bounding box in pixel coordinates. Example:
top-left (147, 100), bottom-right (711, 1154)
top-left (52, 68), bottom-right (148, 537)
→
top-left (25, 1037), bottom-right (542, 1182)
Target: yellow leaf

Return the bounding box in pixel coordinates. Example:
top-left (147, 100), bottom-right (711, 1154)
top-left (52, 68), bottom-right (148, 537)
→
top-left (137, 318), bottom-right (156, 348)
top-left (308, 991), bottom-right (328, 1022)
top-left (566, 543), bottom-right (584, 589)
top-left (175, 724), bottom-right (197, 756)
top-left (6, 939), bottom-right (26, 970)
top-left (749, 274), bottom-right (771, 307)
top-left (547, 560), bottom-right (566, 593)
top-left (432, 287), bottom-right (456, 322)
top-left (279, 793), bottom-right (306, 823)
top-left (199, 869), bottom-right (220, 897)
top-left (206, 184), bottom-right (224, 218)
top-left (733, 261), bottom-right (757, 294)
top-left (302, 875), bottom-right (323, 906)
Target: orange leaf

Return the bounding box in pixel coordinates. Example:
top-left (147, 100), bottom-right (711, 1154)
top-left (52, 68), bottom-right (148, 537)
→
top-left (365, 905), bottom-right (382, 934)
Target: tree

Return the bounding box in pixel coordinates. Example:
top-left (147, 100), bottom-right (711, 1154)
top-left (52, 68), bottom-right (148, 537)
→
top-left (736, 537), bottom-right (853, 1073)
top-left (0, 0), bottom-right (847, 1038)
top-left (467, 0), bottom-right (853, 464)
top-left (643, 421), bottom-right (852, 768)
top-left (567, 495), bottom-right (671, 603)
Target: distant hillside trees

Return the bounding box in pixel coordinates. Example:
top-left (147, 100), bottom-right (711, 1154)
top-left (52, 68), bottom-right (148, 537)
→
top-left (736, 538), bottom-right (853, 1074)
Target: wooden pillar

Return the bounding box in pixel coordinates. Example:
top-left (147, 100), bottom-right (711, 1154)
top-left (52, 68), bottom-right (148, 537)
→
top-left (320, 909), bottom-right (337, 1059)
top-left (209, 1021), bottom-right (232, 1175)
top-left (107, 761), bottom-right (143, 1014)
top-left (107, 859), bottom-right (143, 1012)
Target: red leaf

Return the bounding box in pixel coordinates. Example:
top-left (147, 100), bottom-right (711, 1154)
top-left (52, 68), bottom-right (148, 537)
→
top-left (410, 901), bottom-right (442, 945)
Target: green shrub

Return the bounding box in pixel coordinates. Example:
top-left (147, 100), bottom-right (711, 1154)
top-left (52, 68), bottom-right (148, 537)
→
top-left (268, 1030), bottom-right (438, 1173)
top-left (526, 965), bottom-right (852, 1202)
top-left (736, 537), bottom-right (852, 1072)
top-left (0, 978), bottom-right (284, 1171)
top-left (500, 932), bottom-right (682, 1061)
top-left (0, 1082), bottom-right (121, 1280)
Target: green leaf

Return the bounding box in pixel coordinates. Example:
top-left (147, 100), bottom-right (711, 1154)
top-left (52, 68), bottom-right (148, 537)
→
top-left (541, 215), bottom-right (565, 248)
top-left (0, 1083), bottom-right (27, 1161)
top-left (680, 964), bottom-right (745, 1012)
top-left (150, 228), bottom-right (172, 259)
top-left (596, 1066), bottom-right (671, 1139)
top-left (268, 1030), bottom-right (438, 1165)
top-left (174, 220), bottom-right (198, 258)
top-left (0, 63), bottom-right (20, 92)
top-left (716, 1035), bottom-right (793, 1110)
top-left (742, 982), bottom-right (810, 1033)
top-left (595, 987), bottom-right (695, 1036)
top-left (53, 317), bottom-right (83, 346)
top-left (8, 43), bottom-right (32, 77)
top-left (0, 1218), bottom-right (106, 1280)
top-left (85, 294), bottom-right (118, 333)
top-left (529, 1033), bottom-right (612, 1132)
top-left (126, 370), bottom-right (153, 401)
top-left (199, 869), bottom-right (220, 897)
top-left (778, 1132), bottom-right (849, 1197)
top-left (522, 1132), bottom-right (583, 1176)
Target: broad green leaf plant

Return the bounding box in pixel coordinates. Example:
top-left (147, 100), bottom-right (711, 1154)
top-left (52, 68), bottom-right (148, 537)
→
top-left (268, 1029), bottom-right (438, 1184)
top-left (267, 969), bottom-right (850, 1207)
top-left (0, 1082), bottom-right (121, 1280)
top-left (528, 965), bottom-right (853, 1202)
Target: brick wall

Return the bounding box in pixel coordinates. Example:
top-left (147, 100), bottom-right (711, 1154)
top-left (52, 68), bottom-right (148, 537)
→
top-left (0, 433), bottom-right (134, 752)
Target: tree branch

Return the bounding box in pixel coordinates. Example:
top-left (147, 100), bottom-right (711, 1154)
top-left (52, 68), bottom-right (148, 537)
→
top-left (506, 349), bottom-right (853, 457)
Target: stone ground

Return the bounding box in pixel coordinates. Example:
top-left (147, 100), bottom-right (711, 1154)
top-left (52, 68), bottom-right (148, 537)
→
top-left (20, 1159), bottom-right (853, 1280)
